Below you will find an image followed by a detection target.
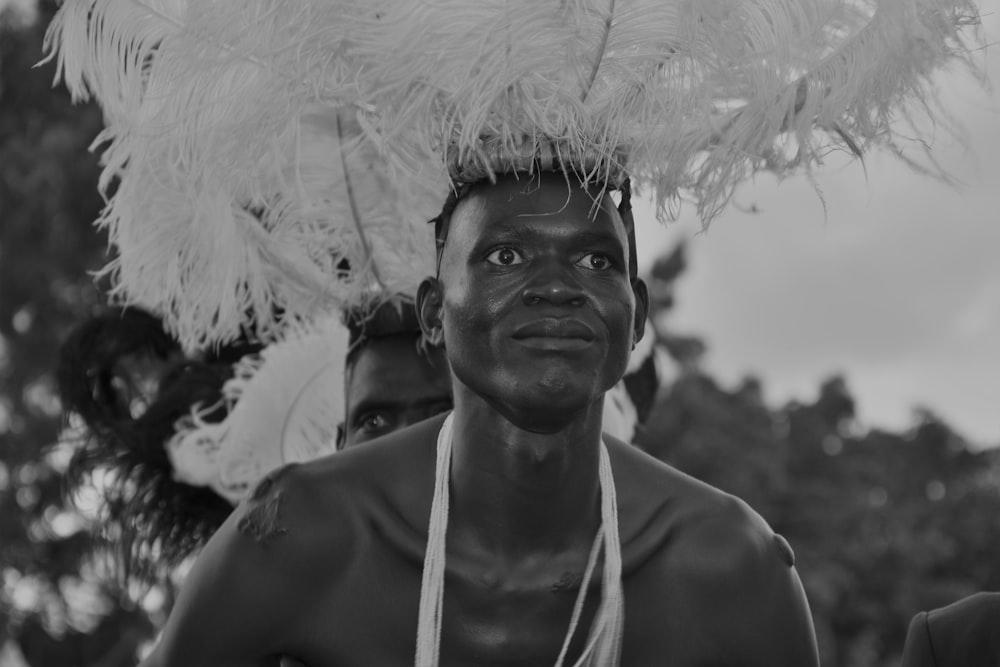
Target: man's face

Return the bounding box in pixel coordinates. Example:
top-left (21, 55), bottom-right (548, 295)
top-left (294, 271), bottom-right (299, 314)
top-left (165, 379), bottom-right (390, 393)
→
top-left (429, 172), bottom-right (647, 428)
top-left (340, 335), bottom-right (453, 448)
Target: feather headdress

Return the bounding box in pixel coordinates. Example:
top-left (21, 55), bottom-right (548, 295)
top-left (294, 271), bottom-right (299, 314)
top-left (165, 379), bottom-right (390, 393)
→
top-left (355, 0), bottom-right (983, 217)
top-left (48, 0), bottom-right (982, 259)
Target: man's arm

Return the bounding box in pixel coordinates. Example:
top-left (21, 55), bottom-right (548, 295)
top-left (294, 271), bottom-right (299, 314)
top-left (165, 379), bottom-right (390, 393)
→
top-left (678, 497), bottom-right (821, 667)
top-left (901, 593), bottom-right (1000, 667)
top-left (900, 611), bottom-right (937, 667)
top-left (140, 463), bottom-right (349, 667)
top-left (730, 531), bottom-right (820, 667)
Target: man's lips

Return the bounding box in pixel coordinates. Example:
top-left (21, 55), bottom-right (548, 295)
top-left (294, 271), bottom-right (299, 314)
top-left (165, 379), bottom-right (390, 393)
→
top-left (511, 319), bottom-right (596, 345)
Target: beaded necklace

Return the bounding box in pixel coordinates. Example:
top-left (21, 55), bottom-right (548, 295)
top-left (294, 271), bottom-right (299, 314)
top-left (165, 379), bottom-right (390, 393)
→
top-left (415, 413), bottom-right (624, 666)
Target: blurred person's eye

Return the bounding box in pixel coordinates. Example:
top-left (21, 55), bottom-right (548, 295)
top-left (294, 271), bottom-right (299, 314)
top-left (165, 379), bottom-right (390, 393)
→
top-left (357, 412), bottom-right (393, 435)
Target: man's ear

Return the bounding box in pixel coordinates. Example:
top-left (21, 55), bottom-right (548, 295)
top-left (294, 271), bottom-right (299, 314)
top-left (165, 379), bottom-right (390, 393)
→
top-left (631, 278), bottom-right (649, 350)
top-left (417, 278), bottom-right (445, 347)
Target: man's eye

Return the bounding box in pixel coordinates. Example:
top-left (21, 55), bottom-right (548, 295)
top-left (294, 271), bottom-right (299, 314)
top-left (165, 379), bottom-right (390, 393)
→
top-left (577, 253), bottom-right (613, 270)
top-left (358, 413), bottom-right (391, 434)
top-left (485, 247), bottom-right (524, 266)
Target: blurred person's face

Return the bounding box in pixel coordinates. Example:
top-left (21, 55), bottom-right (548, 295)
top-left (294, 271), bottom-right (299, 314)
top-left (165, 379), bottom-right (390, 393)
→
top-left (339, 335), bottom-right (452, 448)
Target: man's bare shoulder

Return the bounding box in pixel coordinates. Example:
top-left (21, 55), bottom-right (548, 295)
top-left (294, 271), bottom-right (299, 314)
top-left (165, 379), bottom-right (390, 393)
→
top-left (219, 460), bottom-right (364, 577)
top-left (610, 440), bottom-right (818, 666)
top-left (309, 412), bottom-right (441, 494)
top-left (139, 420), bottom-right (444, 667)
top-left (608, 438), bottom-right (793, 577)
top-left (236, 414), bottom-right (443, 556)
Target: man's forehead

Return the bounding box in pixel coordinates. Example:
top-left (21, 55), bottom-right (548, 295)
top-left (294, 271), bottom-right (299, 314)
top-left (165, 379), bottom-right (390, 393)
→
top-left (347, 337), bottom-right (447, 391)
top-left (447, 173), bottom-right (626, 241)
top-left (346, 345), bottom-right (450, 418)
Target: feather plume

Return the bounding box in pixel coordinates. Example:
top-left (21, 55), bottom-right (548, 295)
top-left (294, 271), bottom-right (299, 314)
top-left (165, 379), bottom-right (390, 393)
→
top-left (63, 360), bottom-right (236, 584)
top-left (354, 0), bottom-right (983, 220)
top-left (55, 308), bottom-right (182, 436)
top-left (86, 104), bottom-right (440, 348)
top-left (47, 2), bottom-right (443, 348)
top-left (167, 316), bottom-right (349, 503)
top-left (46, 0), bottom-right (983, 345)
top-left (55, 309), bottom-right (265, 583)
top-left (43, 0), bottom-right (186, 118)
top-left (216, 316), bottom-right (348, 498)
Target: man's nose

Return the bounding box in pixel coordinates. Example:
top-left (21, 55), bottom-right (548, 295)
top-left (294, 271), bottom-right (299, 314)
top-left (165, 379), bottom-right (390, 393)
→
top-left (521, 261), bottom-right (586, 306)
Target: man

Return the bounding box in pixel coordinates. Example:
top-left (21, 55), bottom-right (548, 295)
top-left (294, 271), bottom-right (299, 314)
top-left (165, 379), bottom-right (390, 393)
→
top-left (139, 171), bottom-right (819, 666)
top-left (338, 304), bottom-right (453, 449)
top-left (900, 592), bottom-right (1000, 666)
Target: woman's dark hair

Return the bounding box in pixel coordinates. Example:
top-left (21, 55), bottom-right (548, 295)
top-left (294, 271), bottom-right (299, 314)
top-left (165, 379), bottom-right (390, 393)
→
top-left (57, 308), bottom-right (261, 585)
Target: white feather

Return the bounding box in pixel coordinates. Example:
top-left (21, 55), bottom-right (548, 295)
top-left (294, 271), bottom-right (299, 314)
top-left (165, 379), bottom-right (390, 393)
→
top-left (46, 0), bottom-right (983, 345)
top-left (215, 316), bottom-right (350, 499)
top-left (47, 2), bottom-right (442, 348)
top-left (355, 0), bottom-right (982, 219)
top-left (168, 316), bottom-right (350, 503)
top-left (43, 0), bottom-right (186, 118)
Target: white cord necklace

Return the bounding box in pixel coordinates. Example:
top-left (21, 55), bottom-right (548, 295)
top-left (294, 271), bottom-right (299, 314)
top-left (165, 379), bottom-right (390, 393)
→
top-left (415, 413), bottom-right (624, 666)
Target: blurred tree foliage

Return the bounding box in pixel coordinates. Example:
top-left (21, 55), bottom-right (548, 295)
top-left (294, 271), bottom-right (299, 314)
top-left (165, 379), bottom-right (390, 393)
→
top-left (2, 2), bottom-right (154, 665)
top-left (1, 4), bottom-right (998, 667)
top-left (640, 252), bottom-right (1000, 666)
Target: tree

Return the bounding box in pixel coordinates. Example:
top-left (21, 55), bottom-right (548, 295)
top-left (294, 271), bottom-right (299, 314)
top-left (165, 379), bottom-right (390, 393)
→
top-left (1, 3), bottom-right (153, 664)
top-left (638, 250), bottom-right (1000, 667)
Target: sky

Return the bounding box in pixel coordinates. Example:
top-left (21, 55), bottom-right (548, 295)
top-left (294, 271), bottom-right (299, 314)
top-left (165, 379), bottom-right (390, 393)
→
top-left (634, 3), bottom-right (1000, 448)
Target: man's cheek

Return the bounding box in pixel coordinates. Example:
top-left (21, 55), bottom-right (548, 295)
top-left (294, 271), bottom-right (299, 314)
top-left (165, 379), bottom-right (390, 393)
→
top-left (447, 287), bottom-right (503, 331)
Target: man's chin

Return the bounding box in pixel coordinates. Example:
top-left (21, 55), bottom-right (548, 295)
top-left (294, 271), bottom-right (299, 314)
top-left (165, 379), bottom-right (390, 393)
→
top-left (503, 408), bottom-right (585, 434)
top-left (500, 384), bottom-right (597, 430)
top-left (455, 363), bottom-right (615, 425)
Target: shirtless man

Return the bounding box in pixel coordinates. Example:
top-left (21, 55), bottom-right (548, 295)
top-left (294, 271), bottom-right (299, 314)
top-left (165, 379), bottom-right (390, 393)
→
top-left (139, 171), bottom-right (820, 666)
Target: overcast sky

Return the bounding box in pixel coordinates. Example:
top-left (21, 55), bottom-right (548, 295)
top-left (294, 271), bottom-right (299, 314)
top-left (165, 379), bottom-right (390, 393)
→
top-left (635, 4), bottom-right (1000, 448)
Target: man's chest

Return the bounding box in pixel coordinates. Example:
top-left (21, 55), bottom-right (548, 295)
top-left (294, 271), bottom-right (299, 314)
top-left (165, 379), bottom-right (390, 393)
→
top-left (287, 549), bottom-right (714, 667)
top-left (293, 552), bottom-right (597, 666)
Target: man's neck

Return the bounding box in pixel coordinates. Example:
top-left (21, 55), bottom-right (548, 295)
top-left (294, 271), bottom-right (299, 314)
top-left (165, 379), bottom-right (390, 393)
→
top-left (446, 386), bottom-right (605, 564)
